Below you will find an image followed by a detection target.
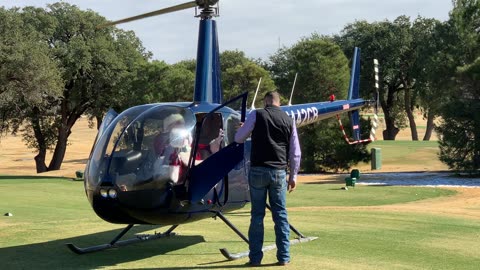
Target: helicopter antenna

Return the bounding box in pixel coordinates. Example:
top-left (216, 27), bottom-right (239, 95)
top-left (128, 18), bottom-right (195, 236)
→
top-left (287, 73), bottom-right (298, 106)
top-left (250, 77), bottom-right (262, 110)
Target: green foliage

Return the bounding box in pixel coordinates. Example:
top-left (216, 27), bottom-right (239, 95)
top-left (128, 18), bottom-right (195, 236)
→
top-left (220, 50), bottom-right (276, 107)
top-left (437, 100), bottom-right (480, 173)
top-left (0, 3), bottom-right (150, 171)
top-left (436, 0), bottom-right (480, 173)
top-left (300, 117), bottom-right (371, 173)
top-left (269, 36), bottom-right (349, 102)
top-left (268, 36), bottom-right (369, 172)
top-left (451, 0), bottom-right (480, 59)
top-left (0, 7), bottom-right (63, 135)
top-left (115, 60), bottom-right (170, 110)
top-left (411, 18), bottom-right (459, 135)
top-left (335, 16), bottom-right (421, 140)
top-left (163, 62), bottom-right (196, 101)
top-left (119, 60), bottom-right (195, 108)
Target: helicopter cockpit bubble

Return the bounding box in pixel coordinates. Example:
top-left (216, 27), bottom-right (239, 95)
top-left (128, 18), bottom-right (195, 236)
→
top-left (85, 104), bottom-right (195, 199)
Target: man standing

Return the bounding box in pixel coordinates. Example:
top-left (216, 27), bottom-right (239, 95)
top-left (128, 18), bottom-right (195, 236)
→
top-left (235, 91), bottom-right (301, 266)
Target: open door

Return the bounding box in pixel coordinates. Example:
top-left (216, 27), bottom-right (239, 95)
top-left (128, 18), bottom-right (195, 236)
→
top-left (188, 92), bottom-right (248, 203)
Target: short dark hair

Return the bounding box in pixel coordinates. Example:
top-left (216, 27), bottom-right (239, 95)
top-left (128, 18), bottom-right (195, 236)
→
top-left (264, 91), bottom-right (280, 105)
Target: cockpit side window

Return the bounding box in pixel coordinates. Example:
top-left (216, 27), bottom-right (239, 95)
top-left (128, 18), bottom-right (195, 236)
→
top-left (195, 113), bottom-right (223, 161)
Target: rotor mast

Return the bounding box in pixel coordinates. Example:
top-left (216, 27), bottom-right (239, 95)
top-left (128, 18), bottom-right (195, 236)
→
top-left (193, 0), bottom-right (222, 104)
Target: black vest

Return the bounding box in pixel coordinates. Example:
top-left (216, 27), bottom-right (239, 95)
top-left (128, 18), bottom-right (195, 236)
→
top-left (251, 105), bottom-right (293, 169)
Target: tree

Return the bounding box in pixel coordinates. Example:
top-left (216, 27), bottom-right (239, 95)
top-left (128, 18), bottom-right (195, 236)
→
top-left (411, 18), bottom-right (458, 140)
top-left (0, 7), bottom-right (64, 172)
top-left (0, 3), bottom-right (150, 172)
top-left (335, 17), bottom-right (420, 140)
top-left (437, 0), bottom-right (480, 173)
top-left (161, 62), bottom-right (196, 102)
top-left (220, 50), bottom-right (276, 107)
top-left (268, 36), bottom-right (370, 172)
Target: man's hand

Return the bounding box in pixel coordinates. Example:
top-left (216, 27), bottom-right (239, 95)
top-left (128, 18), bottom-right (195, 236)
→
top-left (288, 180), bottom-right (296, 193)
top-left (236, 122), bottom-right (244, 131)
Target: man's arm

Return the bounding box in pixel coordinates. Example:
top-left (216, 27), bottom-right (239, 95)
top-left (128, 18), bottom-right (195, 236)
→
top-left (234, 110), bottom-right (256, 143)
top-left (288, 123), bottom-right (301, 185)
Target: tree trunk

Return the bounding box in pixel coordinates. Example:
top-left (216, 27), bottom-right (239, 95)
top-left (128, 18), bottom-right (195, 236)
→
top-left (34, 151), bottom-right (48, 173)
top-left (30, 108), bottom-right (48, 173)
top-left (423, 110), bottom-right (435, 141)
top-left (96, 115), bottom-right (102, 130)
top-left (382, 113), bottom-right (399, 140)
top-left (404, 88), bottom-right (418, 140)
top-left (380, 85), bottom-right (399, 140)
top-left (47, 99), bottom-right (82, 171)
top-left (48, 126), bottom-right (69, 171)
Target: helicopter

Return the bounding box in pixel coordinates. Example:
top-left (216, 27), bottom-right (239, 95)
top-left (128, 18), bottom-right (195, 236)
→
top-left (66, 0), bottom-right (377, 260)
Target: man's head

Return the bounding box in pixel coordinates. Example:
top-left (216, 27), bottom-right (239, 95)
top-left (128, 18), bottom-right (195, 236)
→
top-left (263, 91), bottom-right (281, 107)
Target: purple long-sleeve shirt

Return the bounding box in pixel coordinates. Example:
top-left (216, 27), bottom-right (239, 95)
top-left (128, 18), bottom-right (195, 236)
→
top-left (235, 109), bottom-right (301, 183)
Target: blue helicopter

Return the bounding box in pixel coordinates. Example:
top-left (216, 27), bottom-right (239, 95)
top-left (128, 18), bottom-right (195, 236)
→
top-left (67, 0), bottom-right (376, 259)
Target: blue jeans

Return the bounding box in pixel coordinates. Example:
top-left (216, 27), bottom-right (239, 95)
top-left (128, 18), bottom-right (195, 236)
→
top-left (248, 166), bottom-right (290, 264)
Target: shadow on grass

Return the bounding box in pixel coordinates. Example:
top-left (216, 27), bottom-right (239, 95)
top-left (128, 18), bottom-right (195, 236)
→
top-left (124, 264), bottom-right (282, 269)
top-left (304, 180), bottom-right (344, 185)
top-left (0, 226), bottom-right (205, 269)
top-left (0, 175), bottom-right (72, 180)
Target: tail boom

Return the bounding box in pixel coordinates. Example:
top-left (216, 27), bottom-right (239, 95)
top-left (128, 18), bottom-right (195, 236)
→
top-left (281, 99), bottom-right (367, 128)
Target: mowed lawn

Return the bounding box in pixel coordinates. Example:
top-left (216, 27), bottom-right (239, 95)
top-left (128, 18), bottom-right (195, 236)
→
top-left (1, 176), bottom-right (479, 270)
top-left (353, 140), bottom-right (448, 172)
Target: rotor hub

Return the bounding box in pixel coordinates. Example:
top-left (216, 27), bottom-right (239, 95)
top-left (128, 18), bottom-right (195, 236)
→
top-left (195, 0), bottom-right (220, 18)
top-left (196, 0), bottom-right (219, 7)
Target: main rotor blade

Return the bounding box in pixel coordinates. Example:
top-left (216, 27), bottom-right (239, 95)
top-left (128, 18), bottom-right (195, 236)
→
top-left (98, 1), bottom-right (197, 28)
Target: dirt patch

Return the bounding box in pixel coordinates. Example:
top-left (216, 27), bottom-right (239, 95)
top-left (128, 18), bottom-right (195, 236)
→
top-left (0, 117), bottom-right (96, 178)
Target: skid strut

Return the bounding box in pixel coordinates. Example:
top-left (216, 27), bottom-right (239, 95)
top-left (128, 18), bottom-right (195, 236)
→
top-left (66, 224), bottom-right (178, 254)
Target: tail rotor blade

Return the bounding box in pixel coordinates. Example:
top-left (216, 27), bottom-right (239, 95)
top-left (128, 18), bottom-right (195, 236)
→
top-left (98, 1), bottom-right (197, 28)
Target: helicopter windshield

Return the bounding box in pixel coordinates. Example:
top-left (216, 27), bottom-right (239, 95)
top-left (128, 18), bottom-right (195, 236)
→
top-left (85, 105), bottom-right (196, 193)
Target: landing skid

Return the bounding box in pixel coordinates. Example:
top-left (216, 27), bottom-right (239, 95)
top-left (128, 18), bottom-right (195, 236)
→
top-left (66, 224), bottom-right (178, 254)
top-left (220, 236), bottom-right (318, 260)
top-left (214, 204), bottom-right (317, 261)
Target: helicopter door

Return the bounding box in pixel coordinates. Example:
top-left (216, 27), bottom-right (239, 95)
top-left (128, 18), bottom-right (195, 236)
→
top-left (188, 93), bottom-right (248, 203)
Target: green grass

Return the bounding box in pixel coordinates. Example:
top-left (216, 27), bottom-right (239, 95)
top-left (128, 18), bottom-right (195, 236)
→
top-left (290, 183), bottom-right (454, 207)
top-left (1, 177), bottom-right (479, 269)
top-left (366, 140), bottom-right (443, 169)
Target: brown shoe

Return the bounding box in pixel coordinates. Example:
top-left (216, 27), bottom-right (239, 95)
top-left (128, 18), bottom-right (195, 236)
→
top-left (276, 261), bottom-right (290, 266)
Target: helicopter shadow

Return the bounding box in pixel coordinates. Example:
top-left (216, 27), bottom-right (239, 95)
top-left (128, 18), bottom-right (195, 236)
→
top-left (0, 175), bottom-right (71, 181)
top-left (304, 179), bottom-right (344, 185)
top-left (0, 226), bottom-right (205, 269)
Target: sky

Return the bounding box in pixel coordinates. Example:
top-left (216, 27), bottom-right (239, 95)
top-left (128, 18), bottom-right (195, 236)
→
top-left (2, 0), bottom-right (454, 63)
